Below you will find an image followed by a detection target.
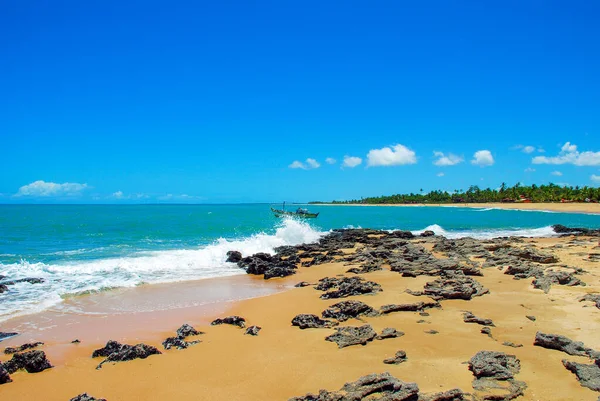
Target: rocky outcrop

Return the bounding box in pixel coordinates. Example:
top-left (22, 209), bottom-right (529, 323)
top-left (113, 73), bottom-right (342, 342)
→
top-left (0, 364), bottom-right (11, 384)
top-left (379, 301), bottom-right (440, 314)
top-left (562, 359), bottom-right (600, 392)
top-left (409, 272), bottom-right (489, 301)
top-left (383, 350), bottom-right (407, 364)
top-left (211, 316), bottom-right (246, 328)
top-left (92, 341), bottom-right (161, 369)
top-left (580, 293), bottom-right (600, 309)
top-left (463, 312), bottom-right (494, 326)
top-left (0, 277), bottom-right (45, 286)
top-left (70, 394), bottom-right (107, 401)
top-left (325, 325), bottom-right (377, 348)
top-left (0, 284), bottom-right (7, 294)
top-left (321, 300), bottom-right (378, 322)
top-left (376, 328), bottom-right (404, 340)
top-left (534, 332), bottom-right (600, 358)
top-left (315, 276), bottom-right (382, 299)
top-left (226, 250), bottom-right (242, 263)
top-left (245, 326), bottom-right (261, 336)
top-left (468, 350), bottom-right (526, 400)
top-left (3, 342), bottom-right (44, 355)
top-left (292, 314), bottom-right (338, 329)
top-left (237, 252), bottom-right (298, 280)
top-left (552, 224), bottom-right (600, 236)
top-left (162, 336), bottom-right (200, 350)
top-left (502, 342), bottom-right (523, 348)
top-left (176, 323), bottom-right (202, 338)
top-left (1, 350), bottom-right (52, 374)
top-left (532, 271), bottom-right (585, 293)
top-left (418, 389), bottom-right (466, 401)
top-left (289, 372), bottom-right (419, 401)
top-left (294, 281), bottom-right (311, 288)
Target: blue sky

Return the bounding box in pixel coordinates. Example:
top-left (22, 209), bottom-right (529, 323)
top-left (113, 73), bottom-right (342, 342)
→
top-left (1, 1), bottom-right (599, 203)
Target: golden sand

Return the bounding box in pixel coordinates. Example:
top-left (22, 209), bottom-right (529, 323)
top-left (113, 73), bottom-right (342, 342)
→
top-left (1, 236), bottom-right (600, 400)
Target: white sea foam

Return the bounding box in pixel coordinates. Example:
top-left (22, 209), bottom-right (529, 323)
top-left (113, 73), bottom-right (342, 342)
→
top-left (412, 224), bottom-right (557, 239)
top-left (0, 218), bottom-right (325, 322)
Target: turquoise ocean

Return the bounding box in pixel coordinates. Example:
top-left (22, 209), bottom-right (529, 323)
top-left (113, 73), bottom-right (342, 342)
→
top-left (1, 204), bottom-right (600, 322)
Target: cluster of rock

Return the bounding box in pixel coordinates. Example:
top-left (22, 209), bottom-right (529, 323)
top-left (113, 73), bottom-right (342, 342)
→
top-left (0, 349), bottom-right (53, 384)
top-left (4, 341), bottom-right (44, 355)
top-left (162, 324), bottom-right (203, 350)
top-left (314, 276), bottom-right (382, 299)
top-left (468, 350), bottom-right (526, 400)
top-left (324, 325), bottom-right (403, 348)
top-left (0, 277), bottom-right (45, 294)
top-left (229, 251), bottom-right (299, 280)
top-left (321, 300), bottom-right (379, 322)
top-left (92, 340), bottom-right (161, 369)
top-left (407, 272), bottom-right (489, 301)
top-left (211, 315), bottom-right (246, 328)
top-left (289, 372), bottom-right (466, 401)
top-left (70, 394), bottom-right (107, 401)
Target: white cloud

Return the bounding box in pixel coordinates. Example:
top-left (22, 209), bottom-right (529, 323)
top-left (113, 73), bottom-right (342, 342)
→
top-left (158, 194), bottom-right (203, 201)
top-left (522, 146), bottom-right (535, 154)
top-left (551, 171), bottom-right (563, 176)
top-left (437, 172), bottom-right (445, 177)
top-left (471, 150), bottom-right (494, 167)
top-left (433, 151), bottom-right (463, 166)
top-left (591, 174), bottom-right (600, 184)
top-left (532, 142), bottom-right (600, 166)
top-left (524, 167), bottom-right (536, 172)
top-left (288, 158), bottom-right (320, 170)
top-left (342, 155), bottom-right (362, 168)
top-left (305, 158), bottom-right (320, 169)
top-left (112, 191), bottom-right (124, 199)
top-left (367, 144), bottom-right (417, 167)
top-left (15, 180), bottom-right (89, 197)
top-left (325, 157), bottom-right (336, 165)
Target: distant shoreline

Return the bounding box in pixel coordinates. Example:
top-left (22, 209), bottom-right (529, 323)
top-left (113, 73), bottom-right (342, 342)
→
top-left (314, 202), bottom-right (600, 215)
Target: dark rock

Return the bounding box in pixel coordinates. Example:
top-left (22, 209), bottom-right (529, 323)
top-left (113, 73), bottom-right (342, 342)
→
top-left (292, 314), bottom-right (338, 329)
top-left (162, 336), bottom-right (200, 350)
top-left (552, 224), bottom-right (600, 236)
top-left (264, 266), bottom-right (297, 279)
top-left (562, 359), bottom-right (600, 391)
top-left (0, 284), bottom-right (7, 294)
top-left (390, 242), bottom-right (482, 278)
top-left (176, 323), bottom-right (202, 338)
top-left (69, 393), bottom-right (107, 401)
top-left (93, 342), bottom-right (161, 369)
top-left (534, 332), bottom-right (600, 358)
top-left (425, 330), bottom-right (439, 335)
top-left (480, 327), bottom-right (493, 338)
top-left (302, 253), bottom-right (335, 267)
top-left (532, 271), bottom-right (585, 293)
top-left (421, 230), bottom-right (435, 237)
top-left (294, 281), bottom-right (311, 288)
top-left (2, 350), bottom-right (53, 374)
top-left (211, 316), bottom-right (246, 328)
top-left (376, 328), bottom-right (404, 340)
top-left (289, 372), bottom-right (419, 401)
top-left (463, 312), bottom-right (494, 326)
top-left (0, 277), bottom-right (45, 286)
top-left (503, 264), bottom-right (544, 279)
top-left (71, 339), bottom-right (81, 344)
top-left (325, 325), bottom-right (377, 348)
top-left (419, 388), bottom-right (466, 401)
top-left (321, 300), bottom-right (378, 322)
top-left (525, 315), bottom-right (536, 322)
top-left (471, 377), bottom-right (526, 401)
top-left (379, 301), bottom-right (440, 314)
top-left (0, 364), bottom-right (11, 384)
top-left (580, 293), bottom-right (600, 309)
top-left (315, 276), bottom-right (382, 299)
top-left (412, 272), bottom-right (489, 301)
top-left (420, 312), bottom-right (430, 316)
top-left (384, 350), bottom-right (407, 364)
top-left (468, 351), bottom-right (520, 380)
top-left (226, 250), bottom-right (242, 263)
top-left (4, 342), bottom-right (44, 355)
top-left (346, 264), bottom-right (383, 274)
top-left (245, 325), bottom-right (261, 336)
top-left (493, 246), bottom-right (558, 264)
top-left (502, 342), bottom-right (523, 348)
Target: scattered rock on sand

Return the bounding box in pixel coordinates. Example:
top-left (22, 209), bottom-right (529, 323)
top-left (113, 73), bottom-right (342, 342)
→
top-left (92, 341), bottom-right (161, 369)
top-left (383, 350), bottom-right (407, 364)
top-left (315, 276), bottom-right (382, 299)
top-left (376, 328), bottom-right (404, 340)
top-left (71, 339), bottom-right (81, 344)
top-left (410, 272), bottom-right (489, 301)
top-left (534, 331), bottom-right (600, 358)
top-left (289, 372), bottom-right (419, 401)
top-left (533, 271), bottom-right (585, 293)
top-left (0, 365), bottom-right (11, 384)
top-left (211, 316), bottom-right (246, 328)
top-left (294, 281), bottom-right (311, 288)
top-left (526, 315), bottom-right (536, 321)
top-left (4, 342), bottom-right (44, 355)
top-left (325, 325), bottom-right (377, 348)
top-left (2, 350), bottom-right (52, 374)
top-left (503, 341), bottom-right (523, 348)
top-left (176, 323), bottom-right (203, 338)
top-left (162, 336), bottom-right (200, 350)
top-left (468, 350), bottom-right (526, 400)
top-left (245, 325), bottom-right (261, 336)
top-left (321, 300), bottom-right (378, 322)
top-left (580, 293), bottom-right (600, 309)
top-left (69, 394), bottom-right (107, 401)
top-left (480, 327), bottom-right (493, 338)
top-left (425, 330), bottom-right (439, 335)
top-left (463, 311), bottom-right (494, 326)
top-left (291, 314), bottom-right (338, 329)
top-left (562, 359), bottom-right (600, 392)
top-left (379, 301), bottom-right (440, 314)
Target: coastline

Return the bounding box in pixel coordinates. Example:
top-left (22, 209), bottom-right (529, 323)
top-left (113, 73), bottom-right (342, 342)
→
top-left (316, 202), bottom-right (600, 214)
top-left (2, 231), bottom-right (600, 400)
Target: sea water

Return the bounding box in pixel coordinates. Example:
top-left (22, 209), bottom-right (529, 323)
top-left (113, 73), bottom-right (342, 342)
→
top-left (1, 204), bottom-right (599, 322)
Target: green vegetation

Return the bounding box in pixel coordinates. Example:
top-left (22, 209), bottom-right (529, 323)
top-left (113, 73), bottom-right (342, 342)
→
top-left (311, 183), bottom-right (600, 205)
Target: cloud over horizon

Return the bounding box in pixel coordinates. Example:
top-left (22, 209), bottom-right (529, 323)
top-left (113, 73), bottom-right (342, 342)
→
top-left (342, 155), bottom-right (362, 168)
top-left (289, 158), bottom-right (321, 170)
top-left (532, 142), bottom-right (600, 166)
top-left (367, 144), bottom-right (417, 167)
top-left (433, 151), bottom-right (463, 166)
top-left (15, 180), bottom-right (89, 197)
top-left (471, 150), bottom-right (494, 167)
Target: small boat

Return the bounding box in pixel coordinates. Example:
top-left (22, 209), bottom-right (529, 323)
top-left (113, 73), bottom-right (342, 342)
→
top-left (271, 202), bottom-right (319, 218)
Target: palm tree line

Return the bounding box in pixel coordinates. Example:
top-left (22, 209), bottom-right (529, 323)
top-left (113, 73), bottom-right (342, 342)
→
top-left (310, 183), bottom-right (600, 204)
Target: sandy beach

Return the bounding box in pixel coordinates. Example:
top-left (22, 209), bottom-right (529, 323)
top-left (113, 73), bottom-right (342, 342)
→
top-left (1, 230), bottom-right (600, 400)
top-left (317, 203), bottom-right (600, 215)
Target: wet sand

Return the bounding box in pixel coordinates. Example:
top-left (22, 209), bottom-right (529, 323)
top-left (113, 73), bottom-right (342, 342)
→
top-left (319, 202), bottom-right (600, 214)
top-left (1, 235), bottom-right (600, 400)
